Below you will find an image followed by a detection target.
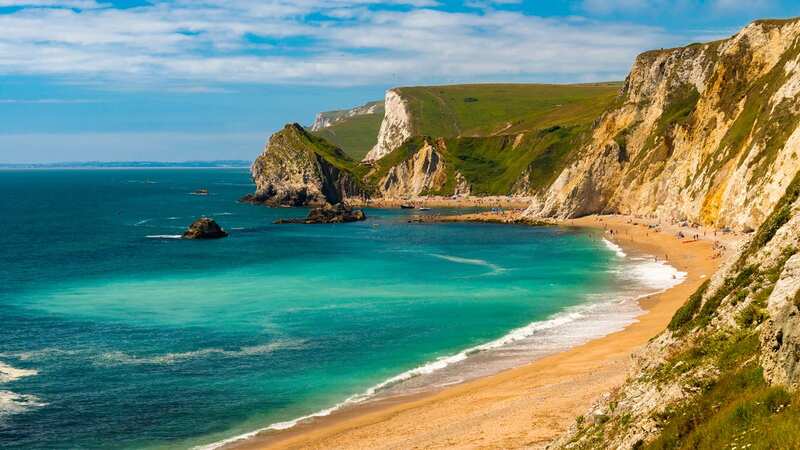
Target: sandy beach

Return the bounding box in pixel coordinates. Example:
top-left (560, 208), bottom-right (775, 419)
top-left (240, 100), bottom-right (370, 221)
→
top-left (227, 214), bottom-right (736, 450)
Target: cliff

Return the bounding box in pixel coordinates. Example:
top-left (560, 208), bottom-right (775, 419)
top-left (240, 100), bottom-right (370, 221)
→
top-left (309, 101), bottom-right (383, 132)
top-left (549, 18), bottom-right (800, 449)
top-left (244, 124), bottom-right (367, 206)
top-left (363, 89), bottom-right (413, 162)
top-left (527, 19), bottom-right (800, 232)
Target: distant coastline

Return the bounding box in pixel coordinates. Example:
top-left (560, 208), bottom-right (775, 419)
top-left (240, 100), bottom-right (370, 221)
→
top-left (0, 160), bottom-right (251, 169)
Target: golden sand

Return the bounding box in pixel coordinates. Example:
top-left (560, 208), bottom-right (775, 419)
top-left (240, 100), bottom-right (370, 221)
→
top-left (228, 214), bottom-right (730, 450)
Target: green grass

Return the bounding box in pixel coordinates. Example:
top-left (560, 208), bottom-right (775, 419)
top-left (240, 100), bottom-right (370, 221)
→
top-left (668, 280), bottom-right (710, 333)
top-left (366, 124), bottom-right (591, 196)
top-left (303, 82), bottom-right (622, 196)
top-left (646, 362), bottom-right (800, 450)
top-left (310, 106), bottom-right (384, 160)
top-left (645, 328), bottom-right (800, 450)
top-left (395, 82), bottom-right (622, 138)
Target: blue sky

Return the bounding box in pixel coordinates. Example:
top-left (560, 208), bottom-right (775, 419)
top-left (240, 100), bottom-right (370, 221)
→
top-left (1, 0), bottom-right (799, 163)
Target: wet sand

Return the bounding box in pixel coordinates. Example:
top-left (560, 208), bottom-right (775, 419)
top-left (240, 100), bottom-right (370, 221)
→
top-left (226, 214), bottom-right (732, 450)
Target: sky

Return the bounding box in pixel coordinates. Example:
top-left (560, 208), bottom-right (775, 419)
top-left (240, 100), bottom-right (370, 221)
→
top-left (1, 0), bottom-right (800, 163)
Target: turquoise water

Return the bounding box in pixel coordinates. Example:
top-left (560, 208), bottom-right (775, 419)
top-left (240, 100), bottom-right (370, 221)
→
top-left (0, 169), bottom-right (679, 449)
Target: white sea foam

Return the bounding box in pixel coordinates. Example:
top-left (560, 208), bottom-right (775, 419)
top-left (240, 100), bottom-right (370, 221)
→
top-left (0, 348), bottom-right (80, 361)
top-left (214, 212), bottom-right (234, 216)
top-left (624, 260), bottom-right (687, 291)
top-left (167, 216), bottom-right (180, 220)
top-left (0, 361), bottom-right (37, 383)
top-left (0, 361), bottom-right (43, 420)
top-left (146, 235), bottom-right (183, 239)
top-left (602, 238), bottom-right (627, 257)
top-left (430, 253), bottom-right (506, 275)
top-left (0, 390), bottom-right (46, 420)
top-left (195, 305), bottom-right (617, 450)
top-left (198, 245), bottom-right (687, 450)
top-left (134, 219), bottom-right (152, 226)
top-left (98, 340), bottom-right (304, 366)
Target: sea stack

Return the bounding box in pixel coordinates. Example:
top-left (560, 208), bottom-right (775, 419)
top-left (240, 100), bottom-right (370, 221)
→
top-left (182, 217), bottom-right (228, 239)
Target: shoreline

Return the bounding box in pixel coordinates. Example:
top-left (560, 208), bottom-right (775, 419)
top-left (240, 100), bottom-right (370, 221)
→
top-left (221, 214), bottom-right (732, 450)
top-left (352, 195), bottom-right (533, 210)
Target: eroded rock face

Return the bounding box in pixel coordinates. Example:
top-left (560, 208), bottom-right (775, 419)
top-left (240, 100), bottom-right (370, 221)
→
top-left (275, 203), bottom-right (366, 224)
top-left (245, 123), bottom-right (365, 207)
top-left (379, 140), bottom-right (448, 197)
top-left (363, 89), bottom-right (413, 162)
top-left (526, 19), bottom-right (800, 232)
top-left (761, 252), bottom-right (800, 388)
top-left (182, 217), bottom-right (228, 239)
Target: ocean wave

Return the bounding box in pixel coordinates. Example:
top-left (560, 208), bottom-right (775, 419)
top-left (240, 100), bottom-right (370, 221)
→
top-left (195, 306), bottom-right (594, 450)
top-left (0, 361), bottom-right (38, 383)
top-left (623, 260), bottom-right (687, 291)
top-left (97, 340), bottom-right (305, 366)
top-left (146, 235), bottom-right (183, 239)
top-left (213, 212), bottom-right (234, 216)
top-left (166, 216), bottom-right (180, 220)
top-left (0, 390), bottom-right (46, 420)
top-left (198, 250), bottom-right (687, 450)
top-left (430, 253), bottom-right (506, 275)
top-left (134, 219), bottom-right (152, 226)
top-left (602, 238), bottom-right (626, 258)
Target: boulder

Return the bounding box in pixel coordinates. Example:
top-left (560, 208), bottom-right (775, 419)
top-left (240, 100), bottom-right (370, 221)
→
top-left (182, 217), bottom-right (228, 239)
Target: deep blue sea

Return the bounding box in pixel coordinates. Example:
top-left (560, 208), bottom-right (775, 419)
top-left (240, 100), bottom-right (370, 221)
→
top-left (0, 169), bottom-right (684, 449)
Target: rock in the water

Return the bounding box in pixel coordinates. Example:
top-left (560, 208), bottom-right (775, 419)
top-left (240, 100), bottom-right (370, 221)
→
top-left (275, 203), bottom-right (366, 224)
top-left (182, 217), bottom-right (228, 239)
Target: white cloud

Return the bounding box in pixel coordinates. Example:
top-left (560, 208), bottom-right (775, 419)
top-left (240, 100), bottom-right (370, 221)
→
top-left (0, 0), bottom-right (677, 87)
top-left (581, 0), bottom-right (655, 14)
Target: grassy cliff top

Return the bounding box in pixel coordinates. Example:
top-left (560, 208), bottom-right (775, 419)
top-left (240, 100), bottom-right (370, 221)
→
top-left (309, 82), bottom-right (621, 161)
top-left (395, 82), bottom-right (622, 138)
top-left (311, 111), bottom-right (384, 161)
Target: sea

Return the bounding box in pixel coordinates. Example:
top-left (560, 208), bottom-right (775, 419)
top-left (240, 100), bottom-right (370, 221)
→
top-left (0, 168), bottom-right (685, 449)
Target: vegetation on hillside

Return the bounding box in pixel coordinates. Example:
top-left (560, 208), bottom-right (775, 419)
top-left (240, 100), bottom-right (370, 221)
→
top-left (310, 103), bottom-right (385, 160)
top-left (302, 83), bottom-right (622, 196)
top-left (396, 83), bottom-right (621, 137)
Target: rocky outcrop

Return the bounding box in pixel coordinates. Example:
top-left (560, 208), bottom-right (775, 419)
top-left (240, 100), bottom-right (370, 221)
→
top-left (275, 203), bottom-right (366, 224)
top-left (182, 217), bottom-right (228, 239)
top-left (379, 140), bottom-right (448, 197)
top-left (363, 89), bottom-right (413, 162)
top-left (546, 19), bottom-right (800, 449)
top-left (527, 19), bottom-right (800, 232)
top-left (310, 101), bottom-right (384, 131)
top-left (244, 123), bottom-right (366, 207)
top-left (552, 171), bottom-right (800, 448)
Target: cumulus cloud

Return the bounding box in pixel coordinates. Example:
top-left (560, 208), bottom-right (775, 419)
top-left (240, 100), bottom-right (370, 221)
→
top-left (0, 0), bottom-right (674, 87)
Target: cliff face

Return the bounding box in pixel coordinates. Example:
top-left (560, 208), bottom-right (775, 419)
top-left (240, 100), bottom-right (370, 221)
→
top-left (547, 20), bottom-right (800, 449)
top-left (363, 89), bottom-right (414, 162)
top-left (245, 124), bottom-right (365, 206)
top-left (554, 173), bottom-right (800, 449)
top-left (378, 140), bottom-right (449, 197)
top-left (527, 19), bottom-right (800, 232)
top-left (309, 101), bottom-right (384, 132)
